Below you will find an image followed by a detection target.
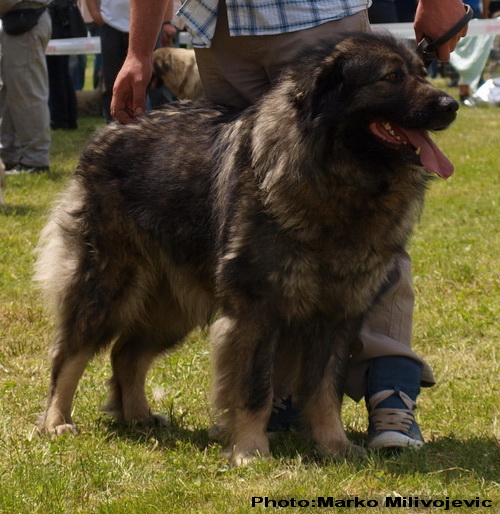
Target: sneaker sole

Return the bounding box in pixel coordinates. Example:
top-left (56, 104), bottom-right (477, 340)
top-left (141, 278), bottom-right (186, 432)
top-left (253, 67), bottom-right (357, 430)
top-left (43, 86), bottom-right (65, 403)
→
top-left (368, 431), bottom-right (424, 450)
top-left (5, 167), bottom-right (49, 176)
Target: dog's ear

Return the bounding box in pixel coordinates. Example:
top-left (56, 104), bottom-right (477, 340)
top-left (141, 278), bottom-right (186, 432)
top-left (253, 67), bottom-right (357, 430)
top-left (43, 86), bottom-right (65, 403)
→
top-left (307, 53), bottom-right (348, 124)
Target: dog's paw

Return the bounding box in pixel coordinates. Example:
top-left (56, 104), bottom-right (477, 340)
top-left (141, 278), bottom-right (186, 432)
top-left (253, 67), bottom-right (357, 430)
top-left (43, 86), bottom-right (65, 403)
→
top-left (341, 443), bottom-right (367, 459)
top-left (52, 423), bottom-right (78, 436)
top-left (207, 424), bottom-right (228, 441)
top-left (149, 413), bottom-right (169, 427)
top-left (38, 411), bottom-right (77, 437)
top-left (224, 447), bottom-right (270, 467)
top-left (38, 422), bottom-right (78, 437)
top-left (230, 451), bottom-right (257, 467)
top-left (318, 441), bottom-right (367, 460)
top-left (224, 435), bottom-right (271, 467)
top-left (127, 412), bottom-right (170, 429)
top-left (101, 403), bottom-right (168, 427)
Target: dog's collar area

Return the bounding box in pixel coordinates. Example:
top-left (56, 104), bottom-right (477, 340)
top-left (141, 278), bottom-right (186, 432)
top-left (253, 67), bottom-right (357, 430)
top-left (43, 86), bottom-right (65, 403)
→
top-left (369, 122), bottom-right (454, 179)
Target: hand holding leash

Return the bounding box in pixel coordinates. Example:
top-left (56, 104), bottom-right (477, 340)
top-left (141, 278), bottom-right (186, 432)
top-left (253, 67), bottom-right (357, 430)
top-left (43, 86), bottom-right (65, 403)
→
top-left (417, 5), bottom-right (474, 62)
top-left (414, 1), bottom-right (472, 62)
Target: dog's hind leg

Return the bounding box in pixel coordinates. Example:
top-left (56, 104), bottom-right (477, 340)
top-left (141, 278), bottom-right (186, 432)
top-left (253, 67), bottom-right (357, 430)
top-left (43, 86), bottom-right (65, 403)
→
top-left (39, 333), bottom-right (99, 435)
top-left (38, 272), bottom-right (135, 435)
top-left (211, 314), bottom-right (277, 466)
top-left (103, 332), bottom-right (168, 426)
top-left (103, 288), bottom-right (213, 426)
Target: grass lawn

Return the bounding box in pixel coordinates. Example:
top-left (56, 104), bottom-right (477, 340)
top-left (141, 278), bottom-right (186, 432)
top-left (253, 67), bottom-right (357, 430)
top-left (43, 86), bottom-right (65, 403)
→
top-left (0, 97), bottom-right (498, 513)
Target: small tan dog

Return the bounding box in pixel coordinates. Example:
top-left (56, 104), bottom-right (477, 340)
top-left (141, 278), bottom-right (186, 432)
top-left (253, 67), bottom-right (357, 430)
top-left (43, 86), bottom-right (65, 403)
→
top-left (153, 47), bottom-right (203, 100)
top-left (76, 48), bottom-right (203, 117)
top-left (75, 74), bottom-right (103, 117)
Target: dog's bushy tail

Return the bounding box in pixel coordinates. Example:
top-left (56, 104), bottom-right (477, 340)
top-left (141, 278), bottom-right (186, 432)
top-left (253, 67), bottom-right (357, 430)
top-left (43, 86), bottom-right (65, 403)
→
top-left (34, 178), bottom-right (85, 316)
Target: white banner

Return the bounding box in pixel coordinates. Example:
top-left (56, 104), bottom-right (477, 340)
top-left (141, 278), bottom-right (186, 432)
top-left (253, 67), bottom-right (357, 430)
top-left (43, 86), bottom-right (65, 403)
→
top-left (41, 19), bottom-right (500, 56)
top-left (372, 18), bottom-right (500, 39)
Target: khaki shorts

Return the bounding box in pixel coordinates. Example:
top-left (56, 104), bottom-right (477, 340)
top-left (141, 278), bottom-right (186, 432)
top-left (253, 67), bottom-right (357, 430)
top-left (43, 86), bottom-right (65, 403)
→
top-left (195, 4), bottom-right (370, 108)
top-left (194, 2), bottom-right (435, 400)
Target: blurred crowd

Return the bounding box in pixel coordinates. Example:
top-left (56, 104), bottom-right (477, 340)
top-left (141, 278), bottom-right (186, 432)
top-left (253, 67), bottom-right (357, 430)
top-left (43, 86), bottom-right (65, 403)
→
top-left (0, 0), bottom-right (498, 176)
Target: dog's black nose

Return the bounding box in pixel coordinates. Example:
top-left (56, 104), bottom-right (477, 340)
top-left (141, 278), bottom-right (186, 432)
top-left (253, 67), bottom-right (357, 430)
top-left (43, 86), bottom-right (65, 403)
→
top-left (437, 95), bottom-right (459, 113)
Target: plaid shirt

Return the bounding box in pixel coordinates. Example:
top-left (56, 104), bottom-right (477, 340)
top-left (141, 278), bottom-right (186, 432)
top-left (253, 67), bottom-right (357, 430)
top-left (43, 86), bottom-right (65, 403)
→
top-left (178, 0), bottom-right (371, 48)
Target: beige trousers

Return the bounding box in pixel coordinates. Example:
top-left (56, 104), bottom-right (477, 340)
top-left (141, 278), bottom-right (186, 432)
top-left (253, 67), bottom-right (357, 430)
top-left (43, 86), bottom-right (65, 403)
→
top-left (195, 4), bottom-right (435, 401)
top-left (0, 10), bottom-right (51, 168)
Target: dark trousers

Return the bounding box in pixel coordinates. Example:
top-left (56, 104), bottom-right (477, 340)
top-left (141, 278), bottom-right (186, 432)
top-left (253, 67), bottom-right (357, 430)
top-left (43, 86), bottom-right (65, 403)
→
top-left (100, 23), bottom-right (129, 121)
top-left (47, 55), bottom-right (78, 129)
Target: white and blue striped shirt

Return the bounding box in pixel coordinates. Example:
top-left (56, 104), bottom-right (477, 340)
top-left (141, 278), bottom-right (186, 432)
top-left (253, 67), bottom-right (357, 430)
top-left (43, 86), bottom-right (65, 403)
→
top-left (178, 0), bottom-right (371, 48)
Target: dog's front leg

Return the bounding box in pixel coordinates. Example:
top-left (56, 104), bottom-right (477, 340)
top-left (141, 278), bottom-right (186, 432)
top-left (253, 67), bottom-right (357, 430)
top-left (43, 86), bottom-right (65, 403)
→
top-left (300, 321), bottom-right (366, 458)
top-left (210, 314), bottom-right (277, 466)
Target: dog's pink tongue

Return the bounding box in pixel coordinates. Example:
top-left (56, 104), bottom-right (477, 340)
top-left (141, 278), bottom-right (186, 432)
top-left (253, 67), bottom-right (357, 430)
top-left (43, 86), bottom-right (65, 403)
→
top-left (404, 129), bottom-right (454, 178)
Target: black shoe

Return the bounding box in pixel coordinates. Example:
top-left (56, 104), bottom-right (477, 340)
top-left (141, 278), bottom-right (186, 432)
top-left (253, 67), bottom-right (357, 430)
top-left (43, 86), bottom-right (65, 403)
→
top-left (3, 161), bottom-right (18, 171)
top-left (267, 396), bottom-right (298, 433)
top-left (51, 121), bottom-right (78, 130)
top-left (207, 396), bottom-right (299, 441)
top-left (6, 163), bottom-right (49, 175)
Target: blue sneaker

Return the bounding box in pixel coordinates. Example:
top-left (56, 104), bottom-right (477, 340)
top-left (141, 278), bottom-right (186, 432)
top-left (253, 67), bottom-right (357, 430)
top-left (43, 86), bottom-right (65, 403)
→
top-left (366, 356), bottom-right (424, 450)
top-left (367, 388), bottom-right (424, 449)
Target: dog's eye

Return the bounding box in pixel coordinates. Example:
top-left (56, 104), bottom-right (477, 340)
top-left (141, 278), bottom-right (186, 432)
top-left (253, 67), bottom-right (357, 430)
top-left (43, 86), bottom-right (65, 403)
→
top-left (382, 72), bottom-right (401, 83)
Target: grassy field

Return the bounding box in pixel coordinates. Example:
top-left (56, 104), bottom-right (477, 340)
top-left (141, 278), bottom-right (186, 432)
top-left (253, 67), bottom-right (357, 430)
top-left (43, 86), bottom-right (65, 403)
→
top-left (0, 97), bottom-right (498, 513)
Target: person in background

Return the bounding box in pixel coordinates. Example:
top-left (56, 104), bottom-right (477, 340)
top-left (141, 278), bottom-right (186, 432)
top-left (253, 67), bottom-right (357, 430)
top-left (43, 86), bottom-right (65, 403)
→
top-left (86, 0), bottom-right (175, 121)
top-left (0, 0), bottom-right (52, 174)
top-left (158, 0), bottom-right (178, 47)
top-left (369, 0), bottom-right (417, 24)
top-left (69, 0), bottom-right (93, 91)
top-left (47, 0), bottom-right (86, 130)
top-left (80, 0), bottom-right (103, 90)
top-left (111, 0), bottom-right (470, 451)
top-left (485, 0), bottom-right (500, 16)
top-left (395, 0), bottom-right (418, 22)
top-left (451, 1), bottom-right (493, 103)
top-left (86, 0), bottom-right (130, 121)
top-left (369, 0), bottom-right (399, 23)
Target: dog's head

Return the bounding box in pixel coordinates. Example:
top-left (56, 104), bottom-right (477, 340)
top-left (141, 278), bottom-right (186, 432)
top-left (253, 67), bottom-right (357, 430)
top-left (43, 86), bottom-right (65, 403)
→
top-left (152, 47), bottom-right (203, 100)
top-left (289, 33), bottom-right (459, 178)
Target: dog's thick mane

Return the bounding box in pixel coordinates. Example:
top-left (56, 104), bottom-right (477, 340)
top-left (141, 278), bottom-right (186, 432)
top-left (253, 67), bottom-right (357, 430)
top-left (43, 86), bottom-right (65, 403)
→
top-left (240, 37), bottom-right (428, 242)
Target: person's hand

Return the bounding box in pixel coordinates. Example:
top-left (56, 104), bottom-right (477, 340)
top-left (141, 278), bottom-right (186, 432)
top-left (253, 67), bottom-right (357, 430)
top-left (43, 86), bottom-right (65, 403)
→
top-left (111, 56), bottom-right (152, 124)
top-left (414, 0), bottom-right (469, 61)
top-left (161, 22), bottom-right (177, 46)
top-left (91, 12), bottom-right (105, 25)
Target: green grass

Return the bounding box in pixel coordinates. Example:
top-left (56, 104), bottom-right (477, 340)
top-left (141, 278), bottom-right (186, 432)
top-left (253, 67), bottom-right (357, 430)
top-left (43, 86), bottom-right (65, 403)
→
top-left (0, 100), bottom-right (498, 513)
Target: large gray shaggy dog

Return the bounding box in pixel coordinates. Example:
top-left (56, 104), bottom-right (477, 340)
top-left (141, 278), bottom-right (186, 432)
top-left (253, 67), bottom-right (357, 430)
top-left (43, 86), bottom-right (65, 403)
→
top-left (36, 33), bottom-right (458, 466)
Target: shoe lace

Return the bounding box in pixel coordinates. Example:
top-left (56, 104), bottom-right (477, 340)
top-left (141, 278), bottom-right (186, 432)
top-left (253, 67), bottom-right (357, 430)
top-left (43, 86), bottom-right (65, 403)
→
top-left (368, 389), bottom-right (416, 434)
top-left (271, 396), bottom-right (289, 414)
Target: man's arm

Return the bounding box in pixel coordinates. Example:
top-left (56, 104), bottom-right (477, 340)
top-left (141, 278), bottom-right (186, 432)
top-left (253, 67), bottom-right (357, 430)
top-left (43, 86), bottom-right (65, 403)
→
top-left (85, 0), bottom-right (104, 25)
top-left (160, 2), bottom-right (177, 46)
top-left (414, 0), bottom-right (470, 61)
top-left (111, 0), bottom-right (170, 124)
